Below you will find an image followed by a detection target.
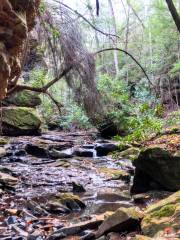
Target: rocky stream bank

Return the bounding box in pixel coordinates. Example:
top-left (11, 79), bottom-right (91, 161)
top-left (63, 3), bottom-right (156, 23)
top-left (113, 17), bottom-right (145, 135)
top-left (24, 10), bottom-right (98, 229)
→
top-left (0, 130), bottom-right (179, 240)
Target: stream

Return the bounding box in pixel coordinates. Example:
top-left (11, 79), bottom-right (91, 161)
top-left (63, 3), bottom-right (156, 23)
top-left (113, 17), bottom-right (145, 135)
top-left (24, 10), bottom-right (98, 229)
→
top-left (0, 131), bottom-right (142, 239)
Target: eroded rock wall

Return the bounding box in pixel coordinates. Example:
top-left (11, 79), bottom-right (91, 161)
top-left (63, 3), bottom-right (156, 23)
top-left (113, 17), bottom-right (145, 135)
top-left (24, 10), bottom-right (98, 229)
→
top-left (0, 0), bottom-right (40, 100)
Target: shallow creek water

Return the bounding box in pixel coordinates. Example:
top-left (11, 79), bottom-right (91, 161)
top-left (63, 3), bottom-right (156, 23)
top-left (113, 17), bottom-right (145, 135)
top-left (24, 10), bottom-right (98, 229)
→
top-left (0, 131), bottom-right (139, 239)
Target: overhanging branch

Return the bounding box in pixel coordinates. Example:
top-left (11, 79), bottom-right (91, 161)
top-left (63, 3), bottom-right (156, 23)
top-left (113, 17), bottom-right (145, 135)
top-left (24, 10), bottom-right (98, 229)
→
top-left (9, 46), bottom-right (152, 95)
top-left (95, 47), bottom-right (153, 86)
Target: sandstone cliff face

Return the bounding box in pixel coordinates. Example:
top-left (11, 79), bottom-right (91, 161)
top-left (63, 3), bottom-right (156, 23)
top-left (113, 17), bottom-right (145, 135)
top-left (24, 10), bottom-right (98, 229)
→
top-left (0, 0), bottom-right (40, 100)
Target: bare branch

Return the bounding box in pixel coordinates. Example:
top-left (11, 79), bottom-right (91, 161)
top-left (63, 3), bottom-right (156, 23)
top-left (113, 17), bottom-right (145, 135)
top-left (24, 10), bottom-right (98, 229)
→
top-left (46, 90), bottom-right (63, 114)
top-left (95, 47), bottom-right (153, 85)
top-left (126, 0), bottom-right (145, 29)
top-left (11, 46), bottom-right (152, 96)
top-left (53, 1), bottom-right (121, 40)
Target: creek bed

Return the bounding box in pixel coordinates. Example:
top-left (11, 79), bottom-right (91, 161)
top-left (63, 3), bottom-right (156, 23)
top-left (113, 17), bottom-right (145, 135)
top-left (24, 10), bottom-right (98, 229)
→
top-left (0, 131), bottom-right (138, 239)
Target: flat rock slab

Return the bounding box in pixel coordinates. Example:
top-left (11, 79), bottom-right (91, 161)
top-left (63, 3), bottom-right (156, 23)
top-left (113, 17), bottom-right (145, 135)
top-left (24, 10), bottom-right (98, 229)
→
top-left (95, 207), bottom-right (144, 238)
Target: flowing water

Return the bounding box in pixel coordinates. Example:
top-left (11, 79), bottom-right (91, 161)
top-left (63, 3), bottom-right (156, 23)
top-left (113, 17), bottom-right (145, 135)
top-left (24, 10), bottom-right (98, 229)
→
top-left (0, 131), bottom-right (137, 239)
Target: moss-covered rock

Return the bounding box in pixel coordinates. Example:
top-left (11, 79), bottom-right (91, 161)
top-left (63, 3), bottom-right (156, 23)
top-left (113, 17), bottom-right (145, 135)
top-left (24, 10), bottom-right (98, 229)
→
top-left (131, 147), bottom-right (180, 193)
top-left (48, 193), bottom-right (86, 212)
top-left (0, 138), bottom-right (9, 145)
top-left (141, 191), bottom-right (180, 237)
top-left (4, 90), bottom-right (41, 108)
top-left (1, 107), bottom-right (41, 136)
top-left (117, 147), bottom-right (140, 161)
top-left (98, 167), bottom-right (130, 182)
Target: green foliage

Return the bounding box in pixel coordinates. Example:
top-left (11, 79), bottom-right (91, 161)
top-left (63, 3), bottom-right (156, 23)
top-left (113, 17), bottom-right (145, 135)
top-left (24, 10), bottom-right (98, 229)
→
top-left (170, 61), bottom-right (180, 77)
top-left (39, 1), bottom-right (46, 13)
top-left (57, 102), bottom-right (92, 130)
top-left (165, 111), bottom-right (180, 126)
top-left (114, 103), bottom-right (163, 143)
top-left (97, 73), bottom-right (130, 109)
top-left (97, 73), bottom-right (164, 142)
top-left (48, 26), bottom-right (61, 38)
top-left (29, 69), bottom-right (48, 88)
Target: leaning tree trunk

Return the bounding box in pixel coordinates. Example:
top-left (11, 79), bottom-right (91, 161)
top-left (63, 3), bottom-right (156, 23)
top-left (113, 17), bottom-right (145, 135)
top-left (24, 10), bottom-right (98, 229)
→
top-left (165, 0), bottom-right (180, 33)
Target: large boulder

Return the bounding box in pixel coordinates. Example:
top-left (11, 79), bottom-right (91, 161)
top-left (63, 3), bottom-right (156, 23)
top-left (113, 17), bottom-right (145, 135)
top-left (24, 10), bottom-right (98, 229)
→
top-left (141, 191), bottom-right (180, 238)
top-left (1, 107), bottom-right (41, 136)
top-left (4, 90), bottom-right (41, 108)
top-left (131, 146), bottom-right (180, 193)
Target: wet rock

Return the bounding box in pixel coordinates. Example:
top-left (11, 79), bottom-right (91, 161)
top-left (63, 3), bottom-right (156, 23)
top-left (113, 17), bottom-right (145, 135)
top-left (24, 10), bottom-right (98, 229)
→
top-left (80, 231), bottom-right (95, 240)
top-left (54, 160), bottom-right (71, 168)
top-left (141, 191), bottom-right (180, 237)
top-left (72, 182), bottom-right (86, 193)
top-left (25, 143), bottom-right (48, 158)
top-left (95, 143), bottom-right (118, 156)
top-left (74, 148), bottom-right (94, 157)
top-left (82, 144), bottom-right (94, 149)
top-left (0, 166), bottom-right (17, 177)
top-left (26, 200), bottom-right (48, 217)
top-left (4, 90), bottom-right (41, 108)
top-left (45, 200), bottom-right (71, 214)
top-left (107, 232), bottom-right (121, 240)
top-left (1, 107), bottom-right (41, 136)
top-left (133, 191), bottom-right (171, 204)
top-left (50, 142), bottom-right (73, 151)
top-left (48, 215), bottom-right (105, 240)
top-left (49, 193), bottom-right (86, 212)
top-left (117, 147), bottom-right (140, 161)
top-left (0, 147), bottom-right (6, 158)
top-left (131, 147), bottom-right (180, 193)
top-left (97, 191), bottom-right (131, 202)
top-left (95, 207), bottom-right (144, 238)
top-left (0, 172), bottom-right (18, 186)
top-left (94, 202), bottom-right (133, 214)
top-left (49, 148), bottom-right (73, 159)
top-left (98, 168), bottom-right (130, 182)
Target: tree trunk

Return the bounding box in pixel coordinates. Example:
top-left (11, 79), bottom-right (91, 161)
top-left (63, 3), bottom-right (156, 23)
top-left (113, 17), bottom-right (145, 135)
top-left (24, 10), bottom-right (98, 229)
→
top-left (108, 0), bottom-right (119, 76)
top-left (165, 0), bottom-right (180, 33)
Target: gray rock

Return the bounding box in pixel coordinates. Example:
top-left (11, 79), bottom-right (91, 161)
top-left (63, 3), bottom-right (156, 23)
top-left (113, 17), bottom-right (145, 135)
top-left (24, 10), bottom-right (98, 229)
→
top-left (48, 216), bottom-right (104, 240)
top-left (74, 148), bottom-right (94, 157)
top-left (25, 143), bottom-right (48, 158)
top-left (72, 182), bottom-right (86, 193)
top-left (49, 148), bottom-right (73, 159)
